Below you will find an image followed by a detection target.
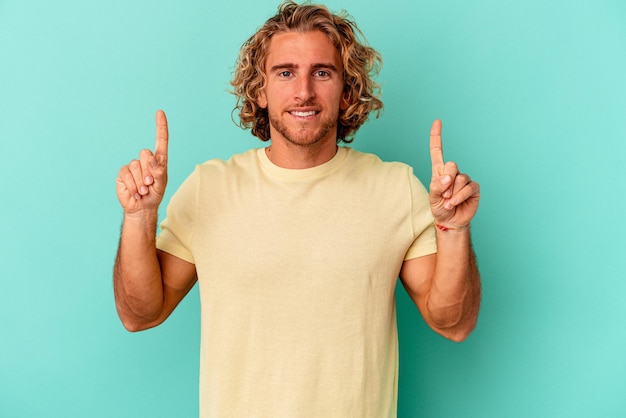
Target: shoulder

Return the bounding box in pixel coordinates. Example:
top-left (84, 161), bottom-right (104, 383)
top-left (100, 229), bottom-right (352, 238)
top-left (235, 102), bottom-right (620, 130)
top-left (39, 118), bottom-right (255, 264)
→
top-left (170, 149), bottom-right (261, 197)
top-left (196, 148), bottom-right (260, 170)
top-left (193, 148), bottom-right (260, 177)
top-left (342, 147), bottom-right (414, 177)
top-left (341, 148), bottom-right (430, 199)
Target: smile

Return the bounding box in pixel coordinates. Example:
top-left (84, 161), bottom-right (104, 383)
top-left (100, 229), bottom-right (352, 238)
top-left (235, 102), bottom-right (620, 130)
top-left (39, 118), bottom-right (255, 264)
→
top-left (290, 110), bottom-right (318, 117)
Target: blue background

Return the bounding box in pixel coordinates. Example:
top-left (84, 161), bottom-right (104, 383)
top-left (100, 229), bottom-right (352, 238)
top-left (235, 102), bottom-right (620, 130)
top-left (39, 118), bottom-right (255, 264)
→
top-left (1, 0), bottom-right (625, 416)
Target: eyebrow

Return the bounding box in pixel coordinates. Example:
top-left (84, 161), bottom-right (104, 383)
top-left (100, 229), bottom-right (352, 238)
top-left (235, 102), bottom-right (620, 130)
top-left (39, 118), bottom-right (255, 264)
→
top-left (269, 63), bottom-right (340, 73)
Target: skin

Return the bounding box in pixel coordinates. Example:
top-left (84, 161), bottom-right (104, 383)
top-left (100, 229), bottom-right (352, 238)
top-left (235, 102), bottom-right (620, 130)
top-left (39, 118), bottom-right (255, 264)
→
top-left (114, 110), bottom-right (197, 331)
top-left (399, 120), bottom-right (481, 342)
top-left (114, 30), bottom-right (481, 341)
top-left (257, 30), bottom-right (348, 169)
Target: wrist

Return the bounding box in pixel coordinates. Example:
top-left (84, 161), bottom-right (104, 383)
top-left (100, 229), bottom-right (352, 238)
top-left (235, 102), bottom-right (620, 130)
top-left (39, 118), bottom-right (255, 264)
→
top-left (123, 208), bottom-right (160, 228)
top-left (434, 222), bottom-right (469, 232)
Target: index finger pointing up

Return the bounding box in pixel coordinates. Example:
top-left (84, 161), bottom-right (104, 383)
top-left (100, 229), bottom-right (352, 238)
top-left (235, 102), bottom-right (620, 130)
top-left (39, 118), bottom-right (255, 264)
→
top-left (429, 119), bottom-right (444, 175)
top-left (155, 109), bottom-right (169, 157)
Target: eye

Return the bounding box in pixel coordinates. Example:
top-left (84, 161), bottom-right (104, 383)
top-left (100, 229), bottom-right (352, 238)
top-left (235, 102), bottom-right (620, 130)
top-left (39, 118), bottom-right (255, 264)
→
top-left (314, 70), bottom-right (330, 78)
top-left (278, 70), bottom-right (292, 78)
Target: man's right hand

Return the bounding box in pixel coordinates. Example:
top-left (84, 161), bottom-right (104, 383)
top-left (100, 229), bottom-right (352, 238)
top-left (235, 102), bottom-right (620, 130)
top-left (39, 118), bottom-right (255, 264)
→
top-left (116, 110), bottom-right (169, 215)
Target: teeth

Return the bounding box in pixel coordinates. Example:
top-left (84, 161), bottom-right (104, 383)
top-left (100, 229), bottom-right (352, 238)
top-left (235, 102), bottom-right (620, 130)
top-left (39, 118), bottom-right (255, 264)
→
top-left (292, 111), bottom-right (316, 117)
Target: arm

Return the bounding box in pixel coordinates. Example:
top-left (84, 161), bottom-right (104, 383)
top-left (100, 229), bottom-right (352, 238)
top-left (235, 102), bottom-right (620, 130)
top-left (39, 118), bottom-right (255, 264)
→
top-left (113, 110), bottom-right (197, 332)
top-left (400, 120), bottom-right (481, 342)
top-left (400, 233), bottom-right (480, 342)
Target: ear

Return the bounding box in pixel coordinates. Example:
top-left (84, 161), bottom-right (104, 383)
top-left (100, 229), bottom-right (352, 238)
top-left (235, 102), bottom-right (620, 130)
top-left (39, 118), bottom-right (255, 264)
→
top-left (257, 90), bottom-right (268, 109)
top-left (340, 92), bottom-right (350, 110)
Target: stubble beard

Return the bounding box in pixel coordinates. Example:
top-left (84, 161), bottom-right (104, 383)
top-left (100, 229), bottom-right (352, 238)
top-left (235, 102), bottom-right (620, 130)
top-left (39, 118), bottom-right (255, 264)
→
top-left (268, 109), bottom-right (339, 147)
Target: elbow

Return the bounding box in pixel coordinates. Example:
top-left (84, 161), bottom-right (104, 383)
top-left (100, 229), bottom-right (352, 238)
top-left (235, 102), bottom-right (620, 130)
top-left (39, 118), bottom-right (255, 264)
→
top-left (431, 322), bottom-right (475, 343)
top-left (119, 317), bottom-right (148, 333)
top-left (426, 291), bottom-right (480, 343)
top-left (427, 301), bottom-right (464, 330)
top-left (449, 334), bottom-right (467, 343)
top-left (118, 314), bottom-right (160, 333)
top-left (113, 273), bottom-right (164, 332)
top-left (444, 323), bottom-right (476, 343)
top-left (428, 305), bottom-right (478, 343)
top-left (115, 299), bottom-right (162, 333)
top-left (431, 322), bottom-right (473, 343)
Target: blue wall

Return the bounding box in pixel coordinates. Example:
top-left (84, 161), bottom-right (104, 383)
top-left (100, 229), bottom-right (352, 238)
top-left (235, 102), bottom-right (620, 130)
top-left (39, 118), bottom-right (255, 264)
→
top-left (1, 0), bottom-right (625, 416)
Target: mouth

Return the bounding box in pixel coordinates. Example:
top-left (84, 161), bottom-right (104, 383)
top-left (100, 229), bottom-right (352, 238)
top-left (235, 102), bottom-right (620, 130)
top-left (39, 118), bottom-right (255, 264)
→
top-left (289, 109), bottom-right (319, 118)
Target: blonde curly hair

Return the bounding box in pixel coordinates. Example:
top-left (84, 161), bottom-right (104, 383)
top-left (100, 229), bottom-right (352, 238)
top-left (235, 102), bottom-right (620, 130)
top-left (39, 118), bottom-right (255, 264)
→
top-left (231, 1), bottom-right (383, 143)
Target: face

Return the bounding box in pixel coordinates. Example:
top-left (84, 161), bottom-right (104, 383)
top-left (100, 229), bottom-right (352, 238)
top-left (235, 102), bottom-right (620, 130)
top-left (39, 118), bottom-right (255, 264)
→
top-left (257, 30), bottom-right (347, 148)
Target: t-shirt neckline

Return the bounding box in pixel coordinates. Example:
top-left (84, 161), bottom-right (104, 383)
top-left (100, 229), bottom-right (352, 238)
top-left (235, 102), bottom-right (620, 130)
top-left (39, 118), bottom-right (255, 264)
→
top-left (256, 146), bottom-right (349, 181)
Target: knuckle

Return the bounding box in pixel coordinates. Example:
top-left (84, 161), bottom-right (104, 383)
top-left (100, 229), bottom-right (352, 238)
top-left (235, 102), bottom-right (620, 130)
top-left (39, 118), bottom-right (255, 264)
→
top-left (118, 165), bottom-right (129, 177)
top-left (140, 149), bottom-right (153, 160)
top-left (122, 177), bottom-right (137, 194)
top-left (122, 171), bottom-right (134, 183)
top-left (444, 163), bottom-right (459, 176)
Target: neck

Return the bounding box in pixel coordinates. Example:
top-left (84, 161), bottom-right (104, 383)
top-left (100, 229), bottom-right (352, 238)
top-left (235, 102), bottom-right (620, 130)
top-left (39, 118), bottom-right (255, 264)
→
top-left (265, 139), bottom-right (338, 169)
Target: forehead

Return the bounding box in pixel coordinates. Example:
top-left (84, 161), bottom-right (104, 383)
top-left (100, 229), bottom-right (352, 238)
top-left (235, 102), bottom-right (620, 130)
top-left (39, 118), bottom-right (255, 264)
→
top-left (265, 30), bottom-right (342, 69)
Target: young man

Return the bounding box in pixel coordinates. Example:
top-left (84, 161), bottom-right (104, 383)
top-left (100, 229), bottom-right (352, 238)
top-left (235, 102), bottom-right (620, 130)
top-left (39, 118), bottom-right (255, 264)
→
top-left (114, 1), bottom-right (480, 417)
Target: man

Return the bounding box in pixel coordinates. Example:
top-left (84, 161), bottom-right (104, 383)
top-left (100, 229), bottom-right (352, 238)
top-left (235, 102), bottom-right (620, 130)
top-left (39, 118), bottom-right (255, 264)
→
top-left (114, 1), bottom-right (480, 417)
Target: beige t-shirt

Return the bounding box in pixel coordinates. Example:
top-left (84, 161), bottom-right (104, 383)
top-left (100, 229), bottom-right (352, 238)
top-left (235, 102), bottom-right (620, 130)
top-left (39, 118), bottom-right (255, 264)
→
top-left (157, 147), bottom-right (436, 418)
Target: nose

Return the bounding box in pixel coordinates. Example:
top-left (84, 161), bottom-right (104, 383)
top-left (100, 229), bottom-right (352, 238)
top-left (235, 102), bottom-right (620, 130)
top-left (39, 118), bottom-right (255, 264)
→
top-left (294, 75), bottom-right (315, 103)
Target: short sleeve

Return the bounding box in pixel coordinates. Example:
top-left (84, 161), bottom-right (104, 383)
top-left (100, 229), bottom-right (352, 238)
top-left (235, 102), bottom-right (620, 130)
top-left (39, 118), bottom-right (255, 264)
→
top-left (155, 168), bottom-right (198, 264)
top-left (404, 168), bottom-right (437, 260)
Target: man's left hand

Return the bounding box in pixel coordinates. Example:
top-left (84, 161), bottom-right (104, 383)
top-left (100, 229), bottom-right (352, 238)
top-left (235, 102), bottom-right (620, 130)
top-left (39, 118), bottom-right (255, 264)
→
top-left (428, 120), bottom-right (480, 228)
